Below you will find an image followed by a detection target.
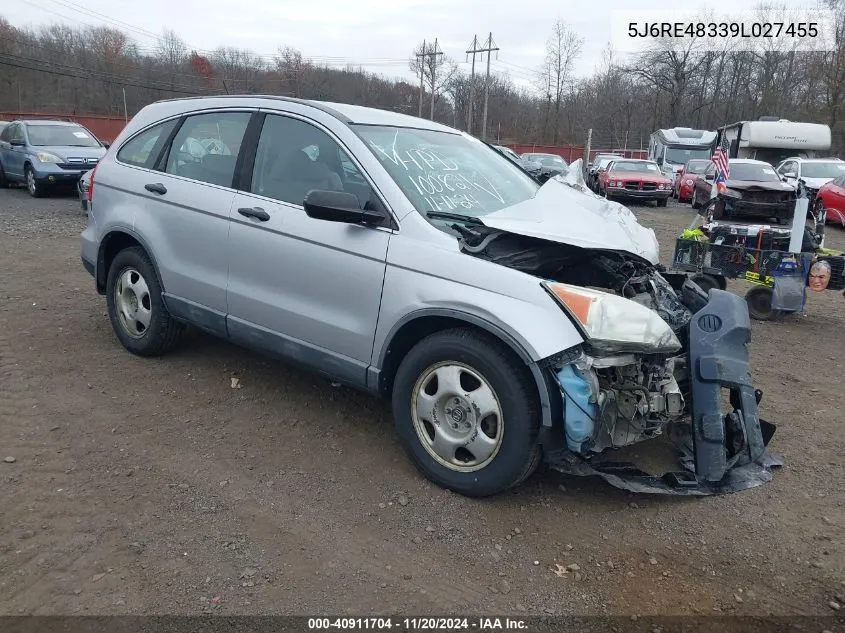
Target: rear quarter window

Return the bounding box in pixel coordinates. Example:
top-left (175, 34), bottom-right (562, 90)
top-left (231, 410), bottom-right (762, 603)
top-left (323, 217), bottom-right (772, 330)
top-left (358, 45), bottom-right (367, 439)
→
top-left (117, 119), bottom-right (178, 168)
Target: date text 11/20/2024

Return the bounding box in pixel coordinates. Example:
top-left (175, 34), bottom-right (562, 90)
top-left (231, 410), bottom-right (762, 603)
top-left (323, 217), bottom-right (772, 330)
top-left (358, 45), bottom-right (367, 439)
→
top-left (307, 617), bottom-right (528, 630)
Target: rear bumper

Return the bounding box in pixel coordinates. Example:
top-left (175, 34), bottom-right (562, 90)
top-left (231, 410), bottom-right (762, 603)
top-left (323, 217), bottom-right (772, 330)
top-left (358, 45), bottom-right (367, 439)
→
top-left (545, 288), bottom-right (780, 496)
top-left (81, 255), bottom-right (95, 278)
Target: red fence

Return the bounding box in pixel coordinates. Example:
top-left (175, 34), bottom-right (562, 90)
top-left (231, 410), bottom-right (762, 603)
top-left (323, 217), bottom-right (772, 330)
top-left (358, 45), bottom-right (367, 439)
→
top-left (0, 112), bottom-right (649, 163)
top-left (506, 143), bottom-right (647, 162)
top-left (0, 112), bottom-right (128, 144)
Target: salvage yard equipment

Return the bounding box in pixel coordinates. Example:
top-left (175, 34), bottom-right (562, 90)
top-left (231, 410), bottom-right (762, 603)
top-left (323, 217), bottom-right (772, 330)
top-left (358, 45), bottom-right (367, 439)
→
top-left (673, 224), bottom-right (844, 320)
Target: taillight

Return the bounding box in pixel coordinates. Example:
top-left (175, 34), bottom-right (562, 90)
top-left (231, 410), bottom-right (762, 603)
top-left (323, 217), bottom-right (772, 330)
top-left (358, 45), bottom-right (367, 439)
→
top-left (87, 167), bottom-right (96, 203)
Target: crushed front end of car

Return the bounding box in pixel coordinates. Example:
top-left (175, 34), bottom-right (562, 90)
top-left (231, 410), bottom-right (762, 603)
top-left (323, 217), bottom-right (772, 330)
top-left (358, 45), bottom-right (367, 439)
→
top-left (454, 162), bottom-right (781, 495)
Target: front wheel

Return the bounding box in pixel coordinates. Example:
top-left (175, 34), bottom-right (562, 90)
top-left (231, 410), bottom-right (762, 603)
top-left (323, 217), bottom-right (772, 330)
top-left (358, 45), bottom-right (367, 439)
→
top-left (0, 162), bottom-right (9, 188)
top-left (391, 328), bottom-right (542, 498)
top-left (656, 197), bottom-right (668, 207)
top-left (25, 165), bottom-right (45, 198)
top-left (106, 246), bottom-right (184, 356)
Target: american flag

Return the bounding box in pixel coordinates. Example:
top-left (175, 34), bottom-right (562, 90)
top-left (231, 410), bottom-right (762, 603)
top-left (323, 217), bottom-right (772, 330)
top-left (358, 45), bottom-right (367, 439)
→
top-left (712, 135), bottom-right (730, 193)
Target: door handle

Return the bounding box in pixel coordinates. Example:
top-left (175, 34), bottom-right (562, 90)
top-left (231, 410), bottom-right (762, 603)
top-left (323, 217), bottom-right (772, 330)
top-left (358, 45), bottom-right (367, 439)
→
top-left (144, 183), bottom-right (167, 195)
top-left (237, 207), bottom-right (270, 221)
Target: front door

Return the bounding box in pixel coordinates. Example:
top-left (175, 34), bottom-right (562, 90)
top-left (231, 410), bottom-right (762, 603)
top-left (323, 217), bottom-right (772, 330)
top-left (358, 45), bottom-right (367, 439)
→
top-left (226, 112), bottom-right (391, 387)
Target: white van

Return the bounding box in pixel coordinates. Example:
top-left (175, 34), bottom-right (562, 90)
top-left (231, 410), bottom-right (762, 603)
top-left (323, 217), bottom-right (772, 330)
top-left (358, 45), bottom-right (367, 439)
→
top-left (716, 118), bottom-right (831, 166)
top-left (648, 127), bottom-right (717, 181)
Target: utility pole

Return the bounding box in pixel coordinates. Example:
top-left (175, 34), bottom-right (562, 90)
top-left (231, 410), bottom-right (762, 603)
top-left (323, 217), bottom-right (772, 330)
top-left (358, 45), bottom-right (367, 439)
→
top-left (480, 32), bottom-right (499, 141)
top-left (417, 40), bottom-right (426, 118)
top-left (465, 35), bottom-right (479, 134)
top-left (584, 128), bottom-right (592, 175)
top-left (428, 38), bottom-right (442, 121)
top-left (122, 87), bottom-right (128, 123)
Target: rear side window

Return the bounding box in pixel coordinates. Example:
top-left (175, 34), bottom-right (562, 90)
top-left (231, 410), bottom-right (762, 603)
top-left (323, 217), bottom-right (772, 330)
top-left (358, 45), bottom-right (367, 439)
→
top-left (117, 119), bottom-right (178, 168)
top-left (165, 112), bottom-right (250, 188)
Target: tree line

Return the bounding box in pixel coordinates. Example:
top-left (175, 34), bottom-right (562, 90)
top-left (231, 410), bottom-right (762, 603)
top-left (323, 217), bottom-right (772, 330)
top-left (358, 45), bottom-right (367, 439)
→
top-left (1, 0), bottom-right (843, 153)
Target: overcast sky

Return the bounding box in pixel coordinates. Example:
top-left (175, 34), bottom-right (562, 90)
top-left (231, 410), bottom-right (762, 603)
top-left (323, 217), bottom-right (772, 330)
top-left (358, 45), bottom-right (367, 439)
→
top-left (4, 0), bottom-right (799, 89)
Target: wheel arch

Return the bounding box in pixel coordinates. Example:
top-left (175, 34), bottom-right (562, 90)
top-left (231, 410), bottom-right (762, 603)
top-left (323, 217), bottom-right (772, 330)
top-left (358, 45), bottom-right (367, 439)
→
top-left (96, 229), bottom-right (164, 295)
top-left (372, 309), bottom-right (563, 428)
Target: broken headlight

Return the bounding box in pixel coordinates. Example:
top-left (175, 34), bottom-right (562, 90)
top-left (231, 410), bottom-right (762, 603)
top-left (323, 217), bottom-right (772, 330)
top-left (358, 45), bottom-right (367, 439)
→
top-left (542, 281), bottom-right (682, 354)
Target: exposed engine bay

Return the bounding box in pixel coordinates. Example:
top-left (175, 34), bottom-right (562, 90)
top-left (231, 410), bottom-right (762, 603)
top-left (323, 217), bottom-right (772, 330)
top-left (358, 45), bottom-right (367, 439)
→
top-left (451, 220), bottom-right (781, 495)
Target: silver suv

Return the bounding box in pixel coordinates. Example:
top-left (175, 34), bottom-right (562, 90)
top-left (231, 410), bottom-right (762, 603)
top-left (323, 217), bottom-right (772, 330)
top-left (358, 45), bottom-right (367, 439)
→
top-left (81, 96), bottom-right (779, 497)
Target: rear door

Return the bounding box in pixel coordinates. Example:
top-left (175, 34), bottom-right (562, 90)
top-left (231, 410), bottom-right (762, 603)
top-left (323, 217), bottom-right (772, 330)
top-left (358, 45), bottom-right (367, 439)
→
top-left (226, 111), bottom-right (391, 387)
top-left (107, 110), bottom-right (253, 332)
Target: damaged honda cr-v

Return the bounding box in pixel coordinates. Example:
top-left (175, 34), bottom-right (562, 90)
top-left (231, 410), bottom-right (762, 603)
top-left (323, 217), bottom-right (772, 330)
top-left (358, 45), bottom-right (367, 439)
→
top-left (83, 97), bottom-right (780, 499)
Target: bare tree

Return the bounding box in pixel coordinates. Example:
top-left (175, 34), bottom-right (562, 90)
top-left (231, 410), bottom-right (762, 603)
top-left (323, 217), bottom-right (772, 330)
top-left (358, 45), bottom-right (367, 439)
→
top-left (539, 18), bottom-right (584, 143)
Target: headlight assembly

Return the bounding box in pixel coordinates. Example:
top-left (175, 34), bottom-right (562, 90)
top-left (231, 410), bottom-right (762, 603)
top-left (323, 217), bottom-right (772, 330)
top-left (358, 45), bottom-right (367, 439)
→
top-left (35, 152), bottom-right (62, 163)
top-left (542, 281), bottom-right (682, 354)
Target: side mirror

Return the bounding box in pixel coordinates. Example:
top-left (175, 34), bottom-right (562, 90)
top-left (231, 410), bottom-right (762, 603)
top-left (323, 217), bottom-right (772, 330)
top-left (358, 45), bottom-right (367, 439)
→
top-left (783, 171), bottom-right (797, 179)
top-left (704, 173), bottom-right (714, 181)
top-left (10, 139), bottom-right (24, 147)
top-left (102, 142), bottom-right (111, 150)
top-left (303, 190), bottom-right (386, 226)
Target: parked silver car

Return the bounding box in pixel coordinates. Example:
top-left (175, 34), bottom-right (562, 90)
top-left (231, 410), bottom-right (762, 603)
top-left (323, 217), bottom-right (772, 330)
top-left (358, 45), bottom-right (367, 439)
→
top-left (81, 96), bottom-right (779, 497)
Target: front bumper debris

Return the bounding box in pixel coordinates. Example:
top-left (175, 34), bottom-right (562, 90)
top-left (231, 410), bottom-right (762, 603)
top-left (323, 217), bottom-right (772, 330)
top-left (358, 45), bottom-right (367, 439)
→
top-left (546, 288), bottom-right (782, 496)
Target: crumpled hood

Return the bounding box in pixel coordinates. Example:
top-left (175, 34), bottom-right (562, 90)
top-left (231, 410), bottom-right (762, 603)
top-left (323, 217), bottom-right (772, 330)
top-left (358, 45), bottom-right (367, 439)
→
top-left (726, 179), bottom-right (795, 192)
top-left (480, 159), bottom-right (661, 264)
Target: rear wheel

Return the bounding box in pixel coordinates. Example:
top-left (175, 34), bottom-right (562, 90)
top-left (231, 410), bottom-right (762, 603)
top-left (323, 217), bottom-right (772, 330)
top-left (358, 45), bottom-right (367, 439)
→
top-left (391, 328), bottom-right (542, 497)
top-left (106, 246), bottom-right (184, 356)
top-left (745, 286), bottom-right (775, 321)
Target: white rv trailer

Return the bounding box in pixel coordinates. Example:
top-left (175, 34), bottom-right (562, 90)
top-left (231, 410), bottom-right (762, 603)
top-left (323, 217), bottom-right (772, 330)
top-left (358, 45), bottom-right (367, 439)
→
top-left (716, 118), bottom-right (832, 166)
top-left (648, 127), bottom-right (718, 181)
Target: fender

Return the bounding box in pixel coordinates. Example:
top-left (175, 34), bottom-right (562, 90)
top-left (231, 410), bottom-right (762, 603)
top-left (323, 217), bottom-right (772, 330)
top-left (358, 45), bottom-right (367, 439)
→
top-left (370, 307), bottom-right (571, 428)
top-left (96, 227), bottom-right (166, 295)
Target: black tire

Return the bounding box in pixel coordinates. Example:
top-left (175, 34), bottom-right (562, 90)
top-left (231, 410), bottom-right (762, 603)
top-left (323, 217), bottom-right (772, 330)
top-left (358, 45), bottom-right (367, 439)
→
top-left (0, 162), bottom-right (9, 188)
top-left (691, 189), bottom-right (700, 209)
top-left (745, 286), bottom-right (775, 321)
top-left (690, 273), bottom-right (720, 294)
top-left (391, 328), bottom-right (542, 498)
top-left (656, 197), bottom-right (668, 207)
top-left (714, 275), bottom-right (728, 290)
top-left (710, 199), bottom-right (725, 221)
top-left (106, 246), bottom-right (184, 356)
top-left (24, 165), bottom-right (45, 198)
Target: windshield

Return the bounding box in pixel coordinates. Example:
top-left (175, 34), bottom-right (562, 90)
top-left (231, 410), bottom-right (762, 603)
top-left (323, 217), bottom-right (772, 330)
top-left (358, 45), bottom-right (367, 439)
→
top-left (611, 161), bottom-right (661, 173)
top-left (729, 162), bottom-right (780, 182)
top-left (664, 147), bottom-right (711, 165)
top-left (595, 157), bottom-right (619, 170)
top-left (26, 124), bottom-right (102, 147)
top-left (529, 154), bottom-right (567, 167)
top-left (801, 162), bottom-right (845, 179)
top-left (355, 125), bottom-right (539, 216)
top-left (686, 161), bottom-right (710, 174)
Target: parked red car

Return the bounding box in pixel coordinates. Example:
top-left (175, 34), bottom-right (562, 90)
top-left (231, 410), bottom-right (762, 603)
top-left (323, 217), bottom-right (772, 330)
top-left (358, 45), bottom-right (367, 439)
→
top-left (598, 159), bottom-right (673, 206)
top-left (814, 174), bottom-right (845, 226)
top-left (674, 159), bottom-right (711, 203)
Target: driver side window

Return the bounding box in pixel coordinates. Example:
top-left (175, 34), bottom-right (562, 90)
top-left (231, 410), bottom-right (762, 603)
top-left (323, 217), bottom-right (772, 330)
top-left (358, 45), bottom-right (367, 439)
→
top-left (250, 114), bottom-right (374, 209)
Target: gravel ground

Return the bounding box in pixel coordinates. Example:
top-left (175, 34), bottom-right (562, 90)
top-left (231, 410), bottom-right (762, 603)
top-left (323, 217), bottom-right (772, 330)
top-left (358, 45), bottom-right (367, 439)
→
top-left (0, 185), bottom-right (844, 618)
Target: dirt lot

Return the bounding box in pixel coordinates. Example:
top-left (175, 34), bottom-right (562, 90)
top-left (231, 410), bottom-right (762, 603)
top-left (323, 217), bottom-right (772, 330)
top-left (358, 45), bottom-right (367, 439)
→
top-left (1, 186), bottom-right (844, 618)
